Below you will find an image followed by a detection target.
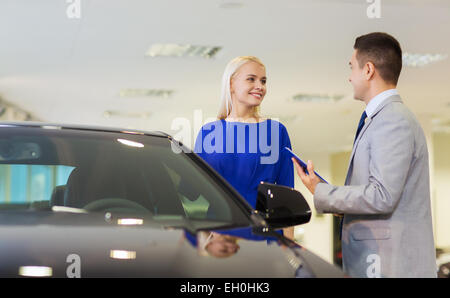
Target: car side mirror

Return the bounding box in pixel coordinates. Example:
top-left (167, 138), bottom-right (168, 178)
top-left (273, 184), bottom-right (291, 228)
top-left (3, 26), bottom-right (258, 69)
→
top-left (255, 182), bottom-right (311, 230)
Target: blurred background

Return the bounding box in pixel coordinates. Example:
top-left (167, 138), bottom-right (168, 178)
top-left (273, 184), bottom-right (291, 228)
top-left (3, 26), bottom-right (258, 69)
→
top-left (0, 0), bottom-right (449, 271)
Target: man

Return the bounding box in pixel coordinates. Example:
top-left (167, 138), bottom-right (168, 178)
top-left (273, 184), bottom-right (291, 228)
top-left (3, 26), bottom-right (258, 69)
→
top-left (293, 32), bottom-right (436, 278)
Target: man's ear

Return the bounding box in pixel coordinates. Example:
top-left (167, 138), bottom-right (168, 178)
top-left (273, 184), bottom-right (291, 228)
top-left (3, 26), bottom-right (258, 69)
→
top-left (365, 61), bottom-right (376, 81)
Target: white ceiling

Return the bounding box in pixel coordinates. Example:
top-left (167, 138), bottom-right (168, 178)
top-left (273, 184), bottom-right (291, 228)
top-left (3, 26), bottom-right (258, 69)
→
top-left (0, 0), bottom-right (449, 154)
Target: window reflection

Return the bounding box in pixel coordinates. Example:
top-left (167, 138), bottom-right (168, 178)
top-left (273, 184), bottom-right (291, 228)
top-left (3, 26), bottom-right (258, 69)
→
top-left (198, 231), bottom-right (240, 258)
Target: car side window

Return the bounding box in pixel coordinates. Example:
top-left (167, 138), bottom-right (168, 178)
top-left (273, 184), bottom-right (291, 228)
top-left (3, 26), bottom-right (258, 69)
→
top-left (153, 150), bottom-right (234, 222)
top-left (163, 164), bottom-right (210, 219)
top-left (0, 164), bottom-right (75, 207)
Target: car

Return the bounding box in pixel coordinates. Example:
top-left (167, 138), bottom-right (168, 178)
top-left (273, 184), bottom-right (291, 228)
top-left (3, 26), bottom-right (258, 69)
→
top-left (0, 122), bottom-right (345, 278)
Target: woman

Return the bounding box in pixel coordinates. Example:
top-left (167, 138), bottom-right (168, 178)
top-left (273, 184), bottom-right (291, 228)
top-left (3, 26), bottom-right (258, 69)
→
top-left (194, 56), bottom-right (295, 239)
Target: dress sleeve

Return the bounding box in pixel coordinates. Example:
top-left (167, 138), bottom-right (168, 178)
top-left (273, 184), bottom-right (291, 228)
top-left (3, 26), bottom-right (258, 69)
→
top-left (276, 123), bottom-right (294, 188)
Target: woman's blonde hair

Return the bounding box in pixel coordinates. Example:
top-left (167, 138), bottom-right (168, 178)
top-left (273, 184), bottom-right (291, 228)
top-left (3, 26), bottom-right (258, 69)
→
top-left (218, 56), bottom-right (265, 120)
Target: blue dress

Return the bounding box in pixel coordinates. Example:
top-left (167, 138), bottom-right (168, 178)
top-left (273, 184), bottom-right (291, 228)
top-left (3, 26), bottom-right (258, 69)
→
top-left (194, 119), bottom-right (294, 208)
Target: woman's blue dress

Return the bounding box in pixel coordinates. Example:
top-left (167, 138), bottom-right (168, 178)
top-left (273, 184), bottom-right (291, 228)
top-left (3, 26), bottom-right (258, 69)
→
top-left (194, 119), bottom-right (294, 208)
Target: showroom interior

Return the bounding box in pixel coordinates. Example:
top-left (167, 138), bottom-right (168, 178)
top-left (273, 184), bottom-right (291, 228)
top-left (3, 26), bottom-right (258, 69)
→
top-left (0, 0), bottom-right (449, 275)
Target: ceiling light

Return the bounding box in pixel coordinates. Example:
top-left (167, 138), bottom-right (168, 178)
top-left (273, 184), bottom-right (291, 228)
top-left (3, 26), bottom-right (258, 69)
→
top-left (219, 0), bottom-right (244, 9)
top-left (433, 118), bottom-right (450, 127)
top-left (292, 93), bottom-right (344, 103)
top-left (403, 53), bottom-right (448, 67)
top-left (145, 43), bottom-right (222, 59)
top-left (119, 89), bottom-right (174, 98)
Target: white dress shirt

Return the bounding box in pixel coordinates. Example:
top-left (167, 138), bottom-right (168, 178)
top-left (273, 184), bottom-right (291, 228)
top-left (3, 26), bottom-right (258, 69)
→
top-left (365, 89), bottom-right (398, 118)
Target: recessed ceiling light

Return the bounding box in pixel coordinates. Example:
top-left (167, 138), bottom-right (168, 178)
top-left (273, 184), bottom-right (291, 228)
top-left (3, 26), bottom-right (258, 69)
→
top-left (403, 53), bottom-right (448, 67)
top-left (292, 93), bottom-right (344, 103)
top-left (431, 117), bottom-right (450, 133)
top-left (145, 43), bottom-right (222, 59)
top-left (119, 89), bottom-right (174, 98)
top-left (433, 119), bottom-right (450, 126)
top-left (219, 0), bottom-right (244, 9)
top-left (432, 118), bottom-right (450, 133)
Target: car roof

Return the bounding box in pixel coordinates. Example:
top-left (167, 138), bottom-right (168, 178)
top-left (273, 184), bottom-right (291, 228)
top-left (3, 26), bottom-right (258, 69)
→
top-left (0, 121), bottom-right (170, 138)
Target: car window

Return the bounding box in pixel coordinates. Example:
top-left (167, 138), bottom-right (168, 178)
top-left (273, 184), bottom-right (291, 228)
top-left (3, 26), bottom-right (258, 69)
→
top-left (0, 127), bottom-right (251, 228)
top-left (0, 164), bottom-right (75, 209)
top-left (164, 163), bottom-right (211, 218)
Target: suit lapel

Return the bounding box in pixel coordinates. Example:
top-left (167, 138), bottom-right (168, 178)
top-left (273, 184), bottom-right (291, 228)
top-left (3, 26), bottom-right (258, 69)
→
top-left (344, 117), bottom-right (373, 184)
top-left (344, 95), bottom-right (403, 184)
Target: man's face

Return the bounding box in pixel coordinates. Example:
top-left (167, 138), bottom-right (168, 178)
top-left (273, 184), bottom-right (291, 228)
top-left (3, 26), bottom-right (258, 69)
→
top-left (348, 50), bottom-right (367, 101)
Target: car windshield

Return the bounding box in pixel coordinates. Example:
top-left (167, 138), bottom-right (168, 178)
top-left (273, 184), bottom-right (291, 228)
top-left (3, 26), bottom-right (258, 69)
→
top-left (0, 126), bottom-right (251, 229)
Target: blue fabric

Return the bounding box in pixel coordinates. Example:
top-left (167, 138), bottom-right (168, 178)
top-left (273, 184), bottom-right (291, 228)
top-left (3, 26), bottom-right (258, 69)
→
top-left (214, 227), bottom-right (279, 242)
top-left (194, 119), bottom-right (294, 208)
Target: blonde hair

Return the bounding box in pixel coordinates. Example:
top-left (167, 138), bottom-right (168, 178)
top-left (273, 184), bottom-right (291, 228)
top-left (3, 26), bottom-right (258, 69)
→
top-left (218, 56), bottom-right (265, 120)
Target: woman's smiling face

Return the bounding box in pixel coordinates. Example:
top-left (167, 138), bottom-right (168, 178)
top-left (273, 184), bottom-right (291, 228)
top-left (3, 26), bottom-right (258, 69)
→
top-left (230, 61), bottom-right (267, 109)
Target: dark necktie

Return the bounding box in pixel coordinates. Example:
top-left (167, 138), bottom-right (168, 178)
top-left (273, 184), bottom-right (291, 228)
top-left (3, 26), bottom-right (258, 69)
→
top-left (340, 111), bottom-right (368, 240)
top-left (354, 111), bottom-right (367, 144)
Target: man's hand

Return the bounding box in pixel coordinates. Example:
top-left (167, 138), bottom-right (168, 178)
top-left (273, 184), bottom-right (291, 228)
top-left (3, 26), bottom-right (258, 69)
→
top-left (292, 158), bottom-right (321, 195)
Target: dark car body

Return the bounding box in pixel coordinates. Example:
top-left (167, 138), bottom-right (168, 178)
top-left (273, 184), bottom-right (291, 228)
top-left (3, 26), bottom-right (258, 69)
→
top-left (0, 122), bottom-right (344, 278)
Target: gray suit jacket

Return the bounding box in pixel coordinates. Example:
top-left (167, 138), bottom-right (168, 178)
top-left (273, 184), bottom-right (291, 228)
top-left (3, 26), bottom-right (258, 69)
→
top-left (314, 95), bottom-right (436, 278)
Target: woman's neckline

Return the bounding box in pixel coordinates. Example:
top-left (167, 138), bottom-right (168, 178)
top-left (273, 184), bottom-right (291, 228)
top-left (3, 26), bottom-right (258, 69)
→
top-left (222, 118), bottom-right (269, 124)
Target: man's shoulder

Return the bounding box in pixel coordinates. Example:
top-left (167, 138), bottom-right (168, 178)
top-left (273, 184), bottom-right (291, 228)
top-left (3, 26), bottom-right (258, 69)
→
top-left (375, 96), bottom-right (418, 125)
top-left (372, 97), bottom-right (427, 145)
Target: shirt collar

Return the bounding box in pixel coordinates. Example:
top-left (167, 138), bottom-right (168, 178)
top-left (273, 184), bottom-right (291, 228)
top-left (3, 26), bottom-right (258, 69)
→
top-left (365, 89), bottom-right (398, 118)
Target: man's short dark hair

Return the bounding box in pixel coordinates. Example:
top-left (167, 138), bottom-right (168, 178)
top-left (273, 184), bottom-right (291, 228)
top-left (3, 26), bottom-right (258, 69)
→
top-left (354, 32), bottom-right (402, 85)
